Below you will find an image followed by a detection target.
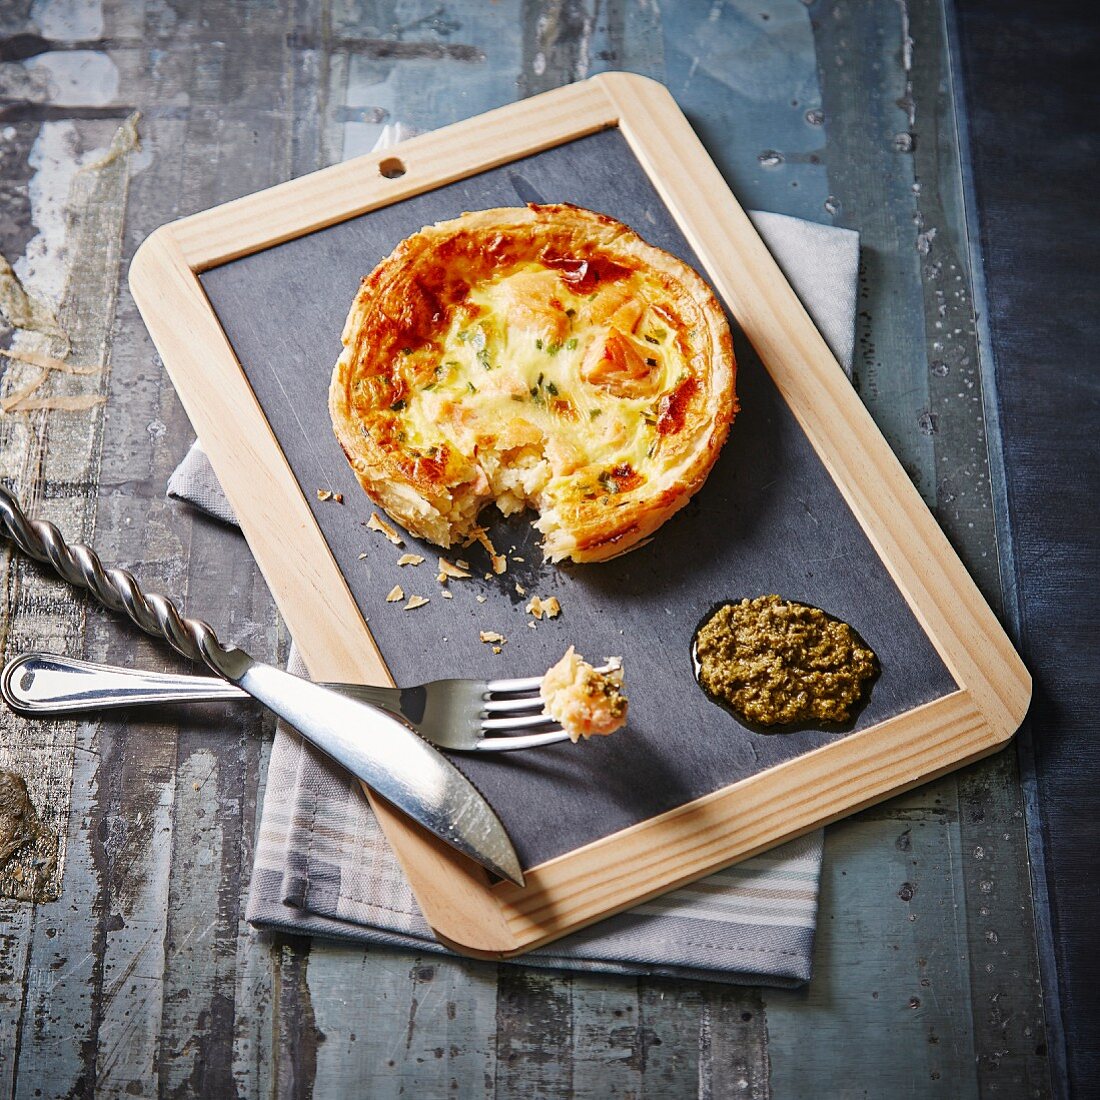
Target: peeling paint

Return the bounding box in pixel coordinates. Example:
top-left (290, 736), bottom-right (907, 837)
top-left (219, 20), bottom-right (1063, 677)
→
top-left (21, 49), bottom-right (120, 107)
top-left (19, 120), bottom-right (89, 306)
top-left (30, 0), bottom-right (106, 42)
top-left (0, 250), bottom-right (68, 348)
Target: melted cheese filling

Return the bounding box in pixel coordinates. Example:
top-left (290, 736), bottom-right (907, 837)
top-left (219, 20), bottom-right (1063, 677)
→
top-left (395, 262), bottom-right (692, 513)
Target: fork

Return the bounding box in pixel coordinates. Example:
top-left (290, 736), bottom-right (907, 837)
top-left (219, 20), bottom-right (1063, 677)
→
top-left (2, 651), bottom-right (575, 752)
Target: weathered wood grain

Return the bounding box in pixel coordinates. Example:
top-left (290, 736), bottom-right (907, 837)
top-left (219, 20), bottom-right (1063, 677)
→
top-left (767, 790), bottom-right (982, 1095)
top-left (230, 734), bottom-right (276, 1100)
top-left (0, 0), bottom-right (1051, 1096)
top-left (306, 946), bottom-right (499, 1097)
top-left (952, 4), bottom-right (1098, 1092)
top-left (495, 967), bottom-right (576, 1096)
top-left (806, 3), bottom-right (1049, 1096)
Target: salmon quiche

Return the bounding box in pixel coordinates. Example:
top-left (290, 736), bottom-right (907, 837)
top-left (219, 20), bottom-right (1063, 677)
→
top-left (329, 203), bottom-right (737, 563)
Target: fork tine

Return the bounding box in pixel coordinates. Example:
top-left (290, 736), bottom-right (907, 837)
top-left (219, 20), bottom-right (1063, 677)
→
top-left (485, 674), bottom-right (544, 694)
top-left (481, 712), bottom-right (556, 732)
top-left (486, 663), bottom-right (617, 697)
top-left (483, 695), bottom-right (545, 714)
top-left (474, 728), bottom-right (569, 751)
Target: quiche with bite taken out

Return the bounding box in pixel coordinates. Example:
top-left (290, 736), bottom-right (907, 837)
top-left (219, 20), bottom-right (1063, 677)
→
top-left (329, 203), bottom-right (737, 563)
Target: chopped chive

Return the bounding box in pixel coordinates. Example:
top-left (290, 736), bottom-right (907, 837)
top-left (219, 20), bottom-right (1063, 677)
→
top-left (467, 381), bottom-right (477, 393)
top-left (565, 337), bottom-right (578, 350)
top-left (645, 357), bottom-right (657, 366)
top-left (511, 394), bottom-right (525, 402)
top-left (535, 338), bottom-right (543, 350)
top-left (547, 343), bottom-right (561, 356)
top-left (537, 372), bottom-right (544, 387)
top-left (565, 308), bottom-right (576, 318)
top-left (644, 334), bottom-right (659, 345)
top-left (457, 330), bottom-right (469, 342)
top-left (422, 383), bottom-right (436, 391)
top-left (530, 386), bottom-right (539, 397)
top-left (402, 347), bottom-right (412, 355)
top-left (547, 381), bottom-right (559, 396)
top-left (390, 399), bottom-right (406, 411)
top-left (590, 408), bottom-right (602, 419)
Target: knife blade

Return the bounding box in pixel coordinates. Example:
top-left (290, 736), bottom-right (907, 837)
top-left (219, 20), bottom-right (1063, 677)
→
top-left (205, 645), bottom-right (525, 887)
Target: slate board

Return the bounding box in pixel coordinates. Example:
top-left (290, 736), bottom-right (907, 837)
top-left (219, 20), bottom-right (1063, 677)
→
top-left (200, 128), bottom-right (957, 871)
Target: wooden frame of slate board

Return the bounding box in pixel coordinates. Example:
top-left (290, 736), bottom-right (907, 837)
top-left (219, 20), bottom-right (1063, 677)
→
top-left (128, 72), bottom-right (1030, 957)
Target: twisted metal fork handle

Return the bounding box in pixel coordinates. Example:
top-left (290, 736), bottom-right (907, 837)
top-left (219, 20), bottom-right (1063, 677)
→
top-left (0, 484), bottom-right (235, 671)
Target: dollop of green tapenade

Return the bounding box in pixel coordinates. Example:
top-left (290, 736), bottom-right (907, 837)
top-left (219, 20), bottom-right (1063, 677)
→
top-left (693, 595), bottom-right (878, 727)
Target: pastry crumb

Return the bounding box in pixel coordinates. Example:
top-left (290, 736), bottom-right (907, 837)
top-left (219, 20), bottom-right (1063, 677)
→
top-left (316, 489), bottom-right (342, 502)
top-left (366, 512), bottom-right (404, 546)
top-left (491, 554), bottom-right (507, 574)
top-left (492, 645), bottom-right (502, 654)
top-left (404, 595), bottom-right (430, 610)
top-left (526, 595), bottom-right (562, 620)
top-left (541, 647), bottom-right (628, 742)
top-left (438, 557), bottom-right (472, 579)
top-left (397, 553), bottom-right (425, 567)
top-left (475, 594), bottom-right (487, 604)
top-left (515, 581), bottom-right (527, 596)
top-left (386, 584), bottom-right (404, 602)
top-left (357, 552), bottom-right (368, 560)
top-left (479, 630), bottom-right (506, 644)
top-left (441, 589), bottom-right (453, 599)
top-left (470, 527), bottom-right (496, 555)
top-left (456, 559), bottom-right (470, 570)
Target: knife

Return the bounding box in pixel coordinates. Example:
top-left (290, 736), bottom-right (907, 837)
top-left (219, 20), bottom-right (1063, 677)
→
top-left (0, 484), bottom-right (524, 887)
top-left (202, 641), bottom-right (524, 886)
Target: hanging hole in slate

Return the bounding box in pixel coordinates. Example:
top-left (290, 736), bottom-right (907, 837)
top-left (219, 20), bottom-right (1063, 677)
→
top-left (379, 156), bottom-right (406, 179)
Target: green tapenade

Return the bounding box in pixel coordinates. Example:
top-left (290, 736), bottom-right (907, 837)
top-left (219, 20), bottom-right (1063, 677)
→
top-left (693, 595), bottom-right (878, 727)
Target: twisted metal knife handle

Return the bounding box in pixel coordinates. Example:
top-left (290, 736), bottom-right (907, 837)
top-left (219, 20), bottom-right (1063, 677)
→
top-left (0, 484), bottom-right (233, 669)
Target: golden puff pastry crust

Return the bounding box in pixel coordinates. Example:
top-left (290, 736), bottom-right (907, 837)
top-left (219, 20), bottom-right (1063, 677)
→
top-left (329, 203), bottom-right (737, 563)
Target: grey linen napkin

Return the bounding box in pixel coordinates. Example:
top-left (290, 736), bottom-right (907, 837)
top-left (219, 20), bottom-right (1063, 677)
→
top-left (167, 126), bottom-right (859, 987)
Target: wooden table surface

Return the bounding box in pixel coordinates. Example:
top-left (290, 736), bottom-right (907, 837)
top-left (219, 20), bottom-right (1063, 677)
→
top-left (0, 1), bottom-right (1057, 1097)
